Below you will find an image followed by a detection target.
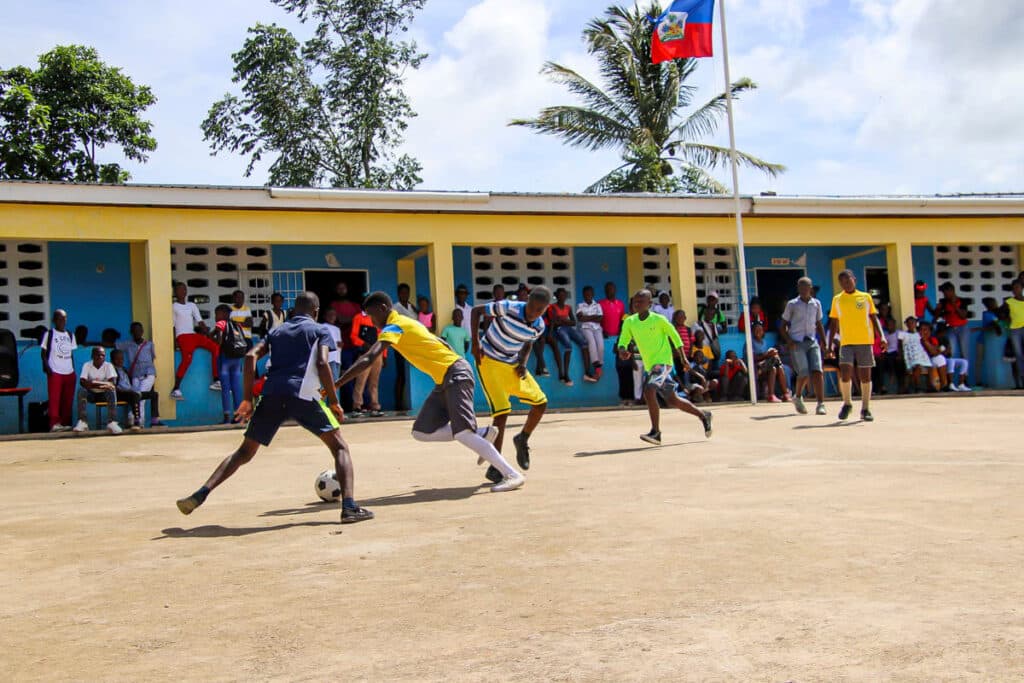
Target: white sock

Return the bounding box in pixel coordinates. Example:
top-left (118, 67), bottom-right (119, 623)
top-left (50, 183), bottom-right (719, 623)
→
top-left (454, 430), bottom-right (517, 477)
top-left (840, 379), bottom-right (853, 405)
top-left (412, 424), bottom-right (453, 442)
top-left (861, 381), bottom-right (872, 410)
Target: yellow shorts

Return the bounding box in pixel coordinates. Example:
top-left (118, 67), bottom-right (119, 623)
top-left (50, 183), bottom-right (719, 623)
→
top-left (478, 356), bottom-right (547, 417)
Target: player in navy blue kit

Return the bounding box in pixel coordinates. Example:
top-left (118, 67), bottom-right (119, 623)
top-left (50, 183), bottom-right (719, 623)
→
top-left (176, 292), bottom-right (373, 524)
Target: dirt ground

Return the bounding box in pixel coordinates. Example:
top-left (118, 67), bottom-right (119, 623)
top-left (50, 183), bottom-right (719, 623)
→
top-left (1, 395), bottom-right (1023, 682)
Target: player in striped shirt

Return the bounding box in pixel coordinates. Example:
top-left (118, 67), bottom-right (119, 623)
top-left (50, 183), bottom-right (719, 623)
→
top-left (471, 286), bottom-right (552, 482)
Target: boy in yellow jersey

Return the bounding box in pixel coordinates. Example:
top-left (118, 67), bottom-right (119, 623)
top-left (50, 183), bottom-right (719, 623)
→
top-left (618, 290), bottom-right (713, 445)
top-left (827, 270), bottom-right (887, 421)
top-left (335, 292), bottom-right (525, 492)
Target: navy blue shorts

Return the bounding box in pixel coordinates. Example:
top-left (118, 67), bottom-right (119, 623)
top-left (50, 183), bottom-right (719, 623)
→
top-left (244, 394), bottom-right (341, 446)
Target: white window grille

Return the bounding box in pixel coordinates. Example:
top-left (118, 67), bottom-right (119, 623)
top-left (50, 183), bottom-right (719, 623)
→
top-left (171, 243), bottom-right (271, 323)
top-left (239, 269), bottom-right (305, 318)
top-left (0, 240), bottom-right (49, 338)
top-left (933, 244), bottom-right (1019, 317)
top-left (470, 246), bottom-right (575, 302)
top-left (641, 246), bottom-right (739, 324)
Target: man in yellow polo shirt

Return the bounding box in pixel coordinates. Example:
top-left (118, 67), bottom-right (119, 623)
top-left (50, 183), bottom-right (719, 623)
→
top-left (335, 291), bottom-right (525, 492)
top-left (827, 269), bottom-right (887, 422)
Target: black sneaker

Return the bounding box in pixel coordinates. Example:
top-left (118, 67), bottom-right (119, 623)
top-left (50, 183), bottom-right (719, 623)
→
top-left (513, 432), bottom-right (531, 470)
top-left (838, 403), bottom-right (853, 421)
top-left (341, 505), bottom-right (375, 524)
top-left (701, 410), bottom-right (713, 438)
top-left (860, 409), bottom-right (874, 422)
top-left (485, 465), bottom-right (503, 483)
top-left (640, 430), bottom-right (662, 445)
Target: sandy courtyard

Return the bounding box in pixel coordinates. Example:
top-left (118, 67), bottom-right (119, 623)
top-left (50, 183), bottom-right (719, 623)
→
top-left (1, 396), bottom-right (1023, 681)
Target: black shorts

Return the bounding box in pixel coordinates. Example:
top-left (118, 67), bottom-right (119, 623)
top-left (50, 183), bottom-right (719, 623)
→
top-left (412, 358), bottom-right (477, 437)
top-left (244, 394), bottom-right (341, 446)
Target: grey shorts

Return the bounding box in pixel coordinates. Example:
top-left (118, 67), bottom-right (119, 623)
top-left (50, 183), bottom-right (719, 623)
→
top-left (643, 364), bottom-right (681, 402)
top-left (791, 338), bottom-right (823, 378)
top-left (412, 358), bottom-right (477, 437)
top-left (839, 344), bottom-right (875, 368)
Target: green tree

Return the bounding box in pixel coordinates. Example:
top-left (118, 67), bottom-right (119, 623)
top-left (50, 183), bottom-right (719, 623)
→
top-left (0, 45), bottom-right (157, 183)
top-left (202, 0), bottom-right (425, 189)
top-left (510, 3), bottom-right (783, 194)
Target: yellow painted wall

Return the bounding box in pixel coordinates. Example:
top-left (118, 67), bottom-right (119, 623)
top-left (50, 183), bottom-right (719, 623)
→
top-left (1, 201), bottom-right (1022, 417)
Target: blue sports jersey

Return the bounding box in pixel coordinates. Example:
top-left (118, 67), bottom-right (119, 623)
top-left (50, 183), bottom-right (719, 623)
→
top-left (262, 314), bottom-right (336, 400)
top-left (480, 300), bottom-right (545, 364)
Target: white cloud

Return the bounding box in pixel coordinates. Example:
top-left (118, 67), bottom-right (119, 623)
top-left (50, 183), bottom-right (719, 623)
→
top-left (403, 0), bottom-right (618, 191)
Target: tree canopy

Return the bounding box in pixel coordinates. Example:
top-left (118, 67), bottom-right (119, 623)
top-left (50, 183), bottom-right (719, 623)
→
top-left (0, 45), bottom-right (157, 183)
top-left (202, 0), bottom-right (426, 189)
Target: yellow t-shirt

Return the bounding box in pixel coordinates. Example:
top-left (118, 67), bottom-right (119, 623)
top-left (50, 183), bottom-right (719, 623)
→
top-left (1007, 297), bottom-right (1024, 330)
top-left (830, 289), bottom-right (878, 346)
top-left (378, 310), bottom-right (460, 384)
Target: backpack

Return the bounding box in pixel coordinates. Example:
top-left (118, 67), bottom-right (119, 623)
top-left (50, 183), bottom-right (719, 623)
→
top-left (0, 329), bottom-right (17, 388)
top-left (221, 320), bottom-right (250, 359)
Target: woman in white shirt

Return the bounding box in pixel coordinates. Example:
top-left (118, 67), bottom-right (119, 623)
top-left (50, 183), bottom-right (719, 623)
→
top-left (576, 285), bottom-right (605, 381)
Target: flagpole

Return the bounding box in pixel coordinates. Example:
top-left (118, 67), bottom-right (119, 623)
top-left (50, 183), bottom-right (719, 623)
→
top-left (716, 0), bottom-right (757, 405)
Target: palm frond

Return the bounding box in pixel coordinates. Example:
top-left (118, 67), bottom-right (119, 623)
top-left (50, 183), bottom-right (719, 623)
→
top-left (509, 106), bottom-right (631, 152)
top-left (669, 78), bottom-right (756, 142)
top-left (672, 142), bottom-right (786, 177)
top-left (539, 62), bottom-right (632, 127)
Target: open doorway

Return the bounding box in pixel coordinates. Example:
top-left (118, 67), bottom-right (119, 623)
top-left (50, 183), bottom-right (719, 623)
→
top-left (754, 268), bottom-right (805, 327)
top-left (304, 270), bottom-right (370, 319)
top-left (864, 267), bottom-right (890, 307)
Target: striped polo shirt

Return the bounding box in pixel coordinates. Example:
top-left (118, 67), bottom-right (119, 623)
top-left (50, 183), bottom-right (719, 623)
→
top-left (481, 300), bottom-right (545, 364)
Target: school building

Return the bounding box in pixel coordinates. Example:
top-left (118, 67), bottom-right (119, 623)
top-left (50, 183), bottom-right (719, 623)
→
top-left (0, 181), bottom-right (1021, 433)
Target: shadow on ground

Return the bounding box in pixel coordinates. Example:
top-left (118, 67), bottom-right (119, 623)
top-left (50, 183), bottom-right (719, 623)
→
top-left (575, 441), bottom-right (703, 457)
top-left (154, 521), bottom-right (336, 539)
top-left (259, 485), bottom-right (486, 517)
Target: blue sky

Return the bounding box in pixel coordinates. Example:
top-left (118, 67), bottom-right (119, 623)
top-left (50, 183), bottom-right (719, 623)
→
top-left (2, 0), bottom-right (1021, 195)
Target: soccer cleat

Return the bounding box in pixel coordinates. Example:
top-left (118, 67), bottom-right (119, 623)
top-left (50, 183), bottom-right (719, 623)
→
top-left (170, 389), bottom-right (184, 400)
top-left (640, 430), bottom-right (662, 445)
top-left (815, 403), bottom-right (827, 416)
top-left (484, 465), bottom-right (503, 484)
top-left (176, 495), bottom-right (202, 515)
top-left (793, 395), bottom-right (807, 414)
top-left (491, 471), bottom-right (525, 493)
top-left (860, 409), bottom-right (874, 422)
top-left (341, 506), bottom-right (375, 524)
top-left (107, 422), bottom-right (123, 435)
top-left (73, 420), bottom-right (89, 433)
top-left (209, 381), bottom-right (222, 392)
top-left (838, 403), bottom-right (853, 421)
top-left (513, 432), bottom-right (531, 470)
top-left (702, 411), bottom-right (713, 438)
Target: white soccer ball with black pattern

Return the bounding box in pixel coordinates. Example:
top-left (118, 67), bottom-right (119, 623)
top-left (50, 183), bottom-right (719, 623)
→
top-left (315, 469), bottom-right (341, 502)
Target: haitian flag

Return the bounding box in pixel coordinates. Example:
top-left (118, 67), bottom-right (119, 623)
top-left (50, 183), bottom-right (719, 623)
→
top-left (651, 0), bottom-right (715, 64)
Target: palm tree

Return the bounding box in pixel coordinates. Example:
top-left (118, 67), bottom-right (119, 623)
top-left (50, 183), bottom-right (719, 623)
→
top-left (510, 3), bottom-right (784, 193)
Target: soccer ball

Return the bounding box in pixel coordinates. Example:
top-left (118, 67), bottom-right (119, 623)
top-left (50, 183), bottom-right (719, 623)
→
top-left (314, 469), bottom-right (341, 502)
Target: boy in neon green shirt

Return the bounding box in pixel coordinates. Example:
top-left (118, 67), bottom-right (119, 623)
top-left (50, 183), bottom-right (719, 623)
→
top-left (618, 289), bottom-right (713, 445)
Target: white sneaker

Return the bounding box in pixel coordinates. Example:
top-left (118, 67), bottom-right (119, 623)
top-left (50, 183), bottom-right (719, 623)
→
top-left (477, 426), bottom-right (498, 465)
top-left (490, 470), bottom-right (525, 493)
top-left (209, 381), bottom-right (222, 392)
top-left (107, 422), bottom-right (123, 435)
top-left (73, 420), bottom-right (89, 433)
top-left (51, 424), bottom-right (65, 433)
top-left (957, 383), bottom-right (972, 392)
top-left (170, 389), bottom-right (184, 400)
top-left (949, 383), bottom-right (961, 392)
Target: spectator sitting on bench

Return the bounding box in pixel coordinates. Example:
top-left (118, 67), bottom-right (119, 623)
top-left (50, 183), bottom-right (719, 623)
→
top-left (118, 321), bottom-right (163, 427)
top-left (73, 347), bottom-right (123, 434)
top-left (717, 349), bottom-right (748, 401)
top-left (744, 321), bottom-right (791, 403)
top-left (110, 349), bottom-right (143, 432)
